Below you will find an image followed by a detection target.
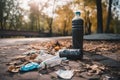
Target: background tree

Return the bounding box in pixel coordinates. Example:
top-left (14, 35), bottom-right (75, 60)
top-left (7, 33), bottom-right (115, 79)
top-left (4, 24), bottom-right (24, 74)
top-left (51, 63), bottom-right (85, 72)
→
top-left (28, 1), bottom-right (40, 31)
top-left (96, 0), bottom-right (103, 33)
top-left (54, 4), bottom-right (74, 36)
top-left (111, 0), bottom-right (120, 33)
top-left (1, 0), bottom-right (120, 37)
top-left (73, 0), bottom-right (96, 34)
top-left (0, 0), bottom-right (24, 30)
top-left (105, 0), bottom-right (113, 33)
top-left (43, 0), bottom-right (56, 36)
top-left (0, 0), bottom-right (8, 30)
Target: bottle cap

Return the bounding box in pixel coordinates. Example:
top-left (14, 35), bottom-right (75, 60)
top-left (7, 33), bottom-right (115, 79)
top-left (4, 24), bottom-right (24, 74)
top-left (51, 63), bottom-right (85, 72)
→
top-left (75, 11), bottom-right (81, 16)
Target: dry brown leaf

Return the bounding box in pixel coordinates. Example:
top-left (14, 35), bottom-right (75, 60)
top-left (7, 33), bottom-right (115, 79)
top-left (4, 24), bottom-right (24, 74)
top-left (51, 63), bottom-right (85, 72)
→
top-left (90, 64), bottom-right (98, 70)
top-left (29, 54), bottom-right (38, 60)
top-left (54, 46), bottom-right (60, 51)
top-left (12, 55), bottom-right (26, 60)
top-left (8, 65), bottom-right (20, 73)
top-left (87, 72), bottom-right (94, 76)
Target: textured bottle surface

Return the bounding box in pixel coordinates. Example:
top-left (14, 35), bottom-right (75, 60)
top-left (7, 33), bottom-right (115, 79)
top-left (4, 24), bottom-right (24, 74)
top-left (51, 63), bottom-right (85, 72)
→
top-left (40, 56), bottom-right (65, 68)
top-left (59, 49), bottom-right (83, 60)
top-left (71, 11), bottom-right (84, 59)
top-left (72, 11), bottom-right (83, 49)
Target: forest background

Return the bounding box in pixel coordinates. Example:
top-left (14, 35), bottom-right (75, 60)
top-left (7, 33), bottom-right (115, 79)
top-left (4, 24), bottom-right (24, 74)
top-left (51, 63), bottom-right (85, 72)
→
top-left (0, 0), bottom-right (120, 37)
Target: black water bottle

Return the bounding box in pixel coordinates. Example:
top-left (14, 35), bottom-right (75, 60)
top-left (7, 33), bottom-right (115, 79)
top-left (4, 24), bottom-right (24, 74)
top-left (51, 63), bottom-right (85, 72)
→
top-left (59, 11), bottom-right (84, 60)
top-left (72, 11), bottom-right (84, 58)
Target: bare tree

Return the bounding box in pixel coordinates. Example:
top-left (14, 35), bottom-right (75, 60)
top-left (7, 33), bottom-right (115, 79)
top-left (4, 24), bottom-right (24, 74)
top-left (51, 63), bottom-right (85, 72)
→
top-left (105, 0), bottom-right (113, 33)
top-left (0, 0), bottom-right (6, 30)
top-left (96, 0), bottom-right (103, 33)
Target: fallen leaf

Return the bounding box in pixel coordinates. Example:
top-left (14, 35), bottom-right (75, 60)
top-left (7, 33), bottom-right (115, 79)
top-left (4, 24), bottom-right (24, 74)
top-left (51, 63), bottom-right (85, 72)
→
top-left (87, 72), bottom-right (93, 76)
top-left (12, 55), bottom-right (26, 60)
top-left (8, 65), bottom-right (20, 73)
top-left (90, 64), bottom-right (98, 70)
top-left (29, 54), bottom-right (38, 60)
top-left (54, 46), bottom-right (60, 51)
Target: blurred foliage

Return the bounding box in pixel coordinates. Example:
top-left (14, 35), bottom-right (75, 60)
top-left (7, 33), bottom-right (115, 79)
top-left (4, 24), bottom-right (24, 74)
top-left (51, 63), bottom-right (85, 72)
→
top-left (0, 0), bottom-right (120, 36)
top-left (54, 4), bottom-right (74, 35)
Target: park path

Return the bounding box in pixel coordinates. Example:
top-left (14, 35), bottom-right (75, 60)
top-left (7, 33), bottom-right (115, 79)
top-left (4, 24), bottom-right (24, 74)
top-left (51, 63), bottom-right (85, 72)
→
top-left (0, 36), bottom-right (71, 47)
top-left (0, 34), bottom-right (120, 47)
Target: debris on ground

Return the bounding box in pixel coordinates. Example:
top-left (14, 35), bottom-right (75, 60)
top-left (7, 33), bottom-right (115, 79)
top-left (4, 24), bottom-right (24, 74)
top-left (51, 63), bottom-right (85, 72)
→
top-left (56, 69), bottom-right (74, 79)
top-left (23, 50), bottom-right (37, 55)
top-left (34, 50), bottom-right (53, 62)
top-left (39, 55), bottom-right (66, 69)
top-left (59, 49), bottom-right (83, 60)
top-left (3, 40), bottom-right (120, 80)
top-left (20, 62), bottom-right (40, 72)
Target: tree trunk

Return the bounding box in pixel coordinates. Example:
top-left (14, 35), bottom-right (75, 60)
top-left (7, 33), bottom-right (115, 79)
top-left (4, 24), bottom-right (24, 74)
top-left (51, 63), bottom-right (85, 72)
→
top-left (49, 0), bottom-right (56, 36)
top-left (105, 0), bottom-right (112, 33)
top-left (0, 22), bottom-right (3, 30)
top-left (96, 0), bottom-right (103, 33)
top-left (38, 15), bottom-right (41, 31)
top-left (0, 1), bottom-right (4, 30)
top-left (88, 17), bottom-right (92, 34)
top-left (49, 18), bottom-right (53, 36)
top-left (63, 20), bottom-right (67, 36)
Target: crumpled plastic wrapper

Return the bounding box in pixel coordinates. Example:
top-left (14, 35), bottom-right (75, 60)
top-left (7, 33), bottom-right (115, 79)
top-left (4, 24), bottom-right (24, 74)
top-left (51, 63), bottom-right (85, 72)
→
top-left (56, 69), bottom-right (74, 79)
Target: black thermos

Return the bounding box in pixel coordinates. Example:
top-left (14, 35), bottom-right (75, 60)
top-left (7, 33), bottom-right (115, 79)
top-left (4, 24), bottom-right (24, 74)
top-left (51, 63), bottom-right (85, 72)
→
top-left (59, 11), bottom-right (84, 60)
top-left (72, 11), bottom-right (84, 58)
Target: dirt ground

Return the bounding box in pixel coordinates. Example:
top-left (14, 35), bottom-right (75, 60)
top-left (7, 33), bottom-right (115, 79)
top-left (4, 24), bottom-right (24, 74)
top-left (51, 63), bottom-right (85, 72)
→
top-left (0, 39), bottom-right (120, 80)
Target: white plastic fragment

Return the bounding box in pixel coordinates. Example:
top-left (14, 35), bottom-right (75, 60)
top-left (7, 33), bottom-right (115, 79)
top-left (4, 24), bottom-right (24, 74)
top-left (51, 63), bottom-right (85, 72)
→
top-left (56, 69), bottom-right (74, 79)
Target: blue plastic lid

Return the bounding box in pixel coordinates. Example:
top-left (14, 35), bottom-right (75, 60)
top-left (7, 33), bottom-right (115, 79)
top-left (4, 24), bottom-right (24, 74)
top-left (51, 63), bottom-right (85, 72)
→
top-left (75, 11), bottom-right (81, 16)
top-left (20, 62), bottom-right (40, 72)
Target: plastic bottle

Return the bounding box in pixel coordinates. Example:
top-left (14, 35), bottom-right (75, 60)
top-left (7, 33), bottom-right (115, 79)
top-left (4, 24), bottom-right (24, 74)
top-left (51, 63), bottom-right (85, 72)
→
top-left (72, 11), bottom-right (84, 50)
top-left (34, 50), bottom-right (53, 61)
top-left (39, 56), bottom-right (66, 69)
top-left (71, 11), bottom-right (84, 60)
top-left (59, 49), bottom-right (83, 60)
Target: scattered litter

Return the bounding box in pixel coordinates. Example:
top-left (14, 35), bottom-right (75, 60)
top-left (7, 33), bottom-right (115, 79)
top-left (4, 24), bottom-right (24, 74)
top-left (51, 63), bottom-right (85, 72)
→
top-left (34, 50), bottom-right (53, 62)
top-left (56, 69), bottom-right (74, 79)
top-left (40, 56), bottom-right (66, 69)
top-left (59, 49), bottom-right (83, 60)
top-left (5, 40), bottom-right (119, 80)
top-left (20, 62), bottom-right (40, 72)
top-left (23, 50), bottom-right (37, 55)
